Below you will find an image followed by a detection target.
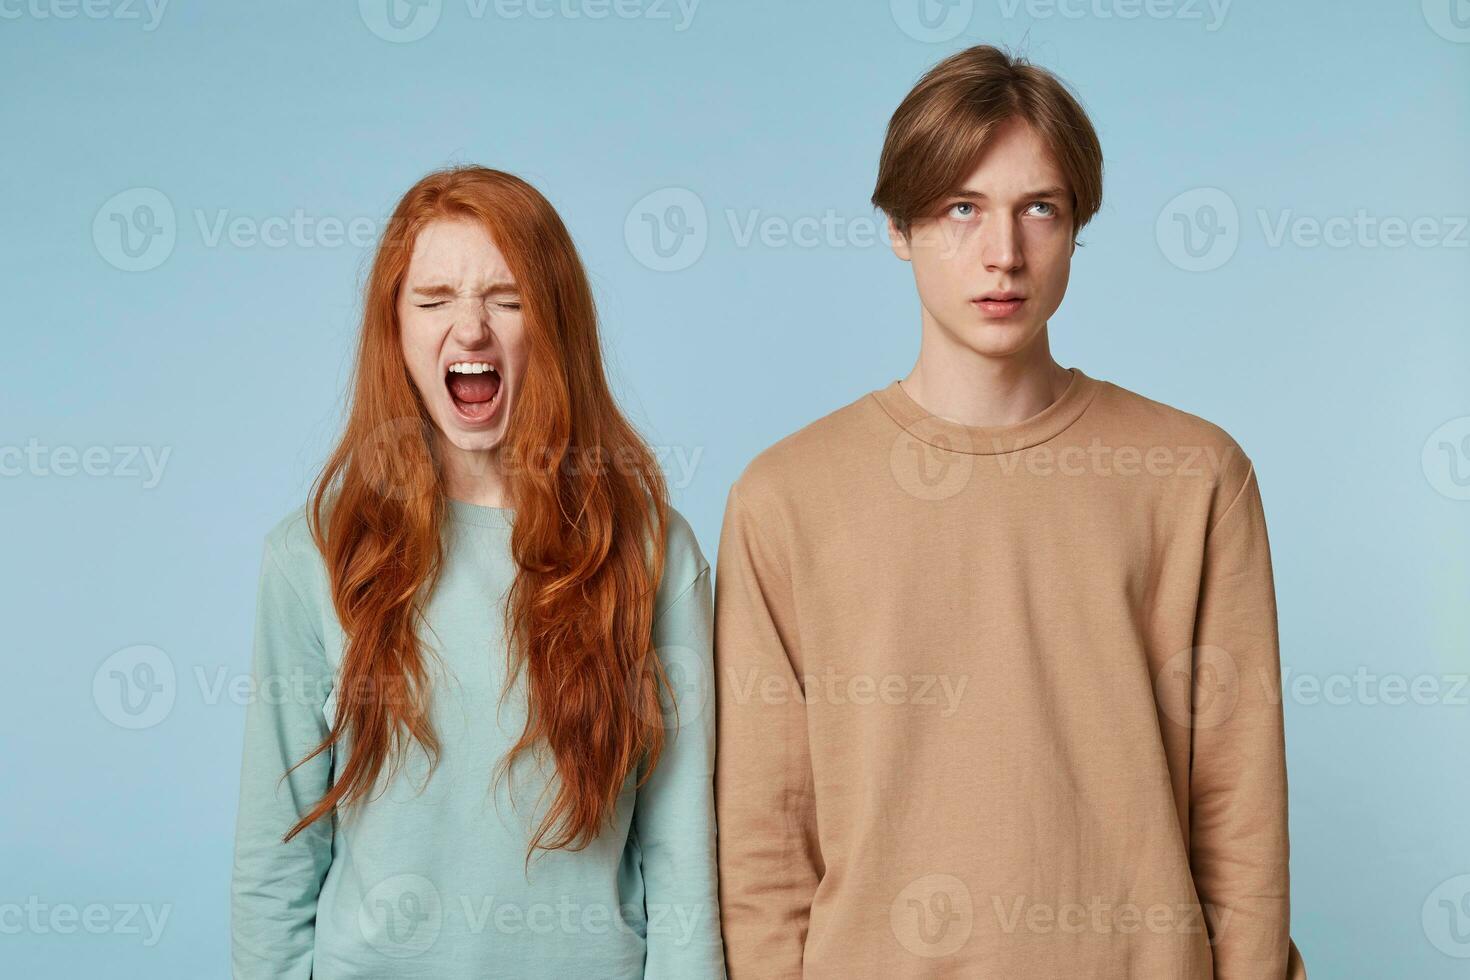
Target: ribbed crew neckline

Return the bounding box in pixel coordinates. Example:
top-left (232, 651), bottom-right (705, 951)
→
top-left (871, 366), bottom-right (1100, 456)
top-left (447, 498), bottom-right (514, 529)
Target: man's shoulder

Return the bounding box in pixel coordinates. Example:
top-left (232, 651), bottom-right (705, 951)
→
top-left (730, 387), bottom-right (882, 506)
top-left (1089, 374), bottom-right (1254, 487)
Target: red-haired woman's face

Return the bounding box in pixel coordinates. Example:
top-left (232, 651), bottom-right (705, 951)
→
top-left (397, 217), bottom-right (529, 459)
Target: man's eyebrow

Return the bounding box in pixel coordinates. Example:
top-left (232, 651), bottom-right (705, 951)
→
top-left (949, 185), bottom-right (1069, 200)
top-left (407, 281), bottom-right (519, 297)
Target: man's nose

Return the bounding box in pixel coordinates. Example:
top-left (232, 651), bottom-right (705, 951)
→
top-left (980, 216), bottom-right (1023, 272)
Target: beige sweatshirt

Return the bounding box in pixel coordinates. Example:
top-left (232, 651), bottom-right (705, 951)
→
top-left (713, 367), bottom-right (1306, 979)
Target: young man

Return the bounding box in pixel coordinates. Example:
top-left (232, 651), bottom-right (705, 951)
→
top-left (713, 46), bottom-right (1306, 978)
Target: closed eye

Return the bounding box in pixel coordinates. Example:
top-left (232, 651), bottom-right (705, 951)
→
top-left (411, 296), bottom-right (519, 311)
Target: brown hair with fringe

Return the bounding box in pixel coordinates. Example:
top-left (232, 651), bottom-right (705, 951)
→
top-left (872, 44), bottom-right (1104, 243)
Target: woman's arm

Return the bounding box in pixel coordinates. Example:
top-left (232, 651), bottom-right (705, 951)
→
top-left (230, 528), bottom-right (334, 979)
top-left (634, 546), bottom-right (727, 980)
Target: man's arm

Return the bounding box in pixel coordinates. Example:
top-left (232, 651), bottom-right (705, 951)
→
top-left (714, 481), bottom-right (822, 980)
top-left (1188, 459), bottom-right (1307, 979)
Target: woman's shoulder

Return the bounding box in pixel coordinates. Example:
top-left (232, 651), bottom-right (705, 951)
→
top-left (260, 503), bottom-right (329, 605)
top-left (655, 504), bottom-right (710, 616)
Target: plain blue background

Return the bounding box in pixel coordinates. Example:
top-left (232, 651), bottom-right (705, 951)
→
top-left (3, 1), bottom-right (1467, 976)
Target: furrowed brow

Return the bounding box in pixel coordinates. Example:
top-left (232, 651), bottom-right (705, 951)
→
top-left (407, 280), bottom-right (520, 299)
top-left (408, 283), bottom-right (457, 299)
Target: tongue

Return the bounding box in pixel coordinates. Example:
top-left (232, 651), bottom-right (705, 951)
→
top-left (447, 373), bottom-right (498, 404)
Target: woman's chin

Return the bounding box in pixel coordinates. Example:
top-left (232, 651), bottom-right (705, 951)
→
top-left (435, 408), bottom-right (507, 455)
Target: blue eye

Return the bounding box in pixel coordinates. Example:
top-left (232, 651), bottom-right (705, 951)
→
top-left (1029, 202), bottom-right (1057, 217)
top-left (949, 202), bottom-right (976, 219)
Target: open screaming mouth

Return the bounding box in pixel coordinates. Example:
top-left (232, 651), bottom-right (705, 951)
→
top-left (445, 361), bottom-right (502, 425)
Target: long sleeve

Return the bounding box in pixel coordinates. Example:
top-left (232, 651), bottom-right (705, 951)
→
top-left (713, 481), bottom-right (820, 980)
top-left (635, 563), bottom-right (727, 980)
top-left (230, 536), bottom-right (335, 980)
top-left (1187, 461), bottom-right (1308, 979)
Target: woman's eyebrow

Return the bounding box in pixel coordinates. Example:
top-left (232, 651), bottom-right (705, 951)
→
top-left (406, 280), bottom-right (519, 298)
top-left (407, 283), bottom-right (457, 298)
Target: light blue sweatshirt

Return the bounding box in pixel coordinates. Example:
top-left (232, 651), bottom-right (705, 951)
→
top-left (230, 499), bottom-right (725, 979)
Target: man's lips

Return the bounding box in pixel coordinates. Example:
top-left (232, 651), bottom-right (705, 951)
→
top-left (972, 293), bottom-right (1026, 317)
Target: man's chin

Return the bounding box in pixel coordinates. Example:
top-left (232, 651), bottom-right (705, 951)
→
top-left (944, 318), bottom-right (1044, 359)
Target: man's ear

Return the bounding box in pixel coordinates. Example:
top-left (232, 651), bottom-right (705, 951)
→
top-left (887, 216), bottom-right (912, 262)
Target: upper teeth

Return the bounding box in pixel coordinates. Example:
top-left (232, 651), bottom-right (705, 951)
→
top-left (448, 362), bottom-right (497, 374)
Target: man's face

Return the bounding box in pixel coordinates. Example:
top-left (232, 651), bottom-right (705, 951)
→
top-left (397, 217), bottom-right (529, 456)
top-left (890, 117), bottom-right (1075, 359)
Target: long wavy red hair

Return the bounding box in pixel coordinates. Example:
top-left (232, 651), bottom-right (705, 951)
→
top-left (282, 166), bottom-right (672, 858)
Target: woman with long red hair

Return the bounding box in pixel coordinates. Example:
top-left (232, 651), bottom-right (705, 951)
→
top-left (230, 166), bottom-right (724, 978)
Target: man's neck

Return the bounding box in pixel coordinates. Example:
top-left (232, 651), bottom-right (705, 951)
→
top-left (900, 326), bottom-right (1071, 429)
